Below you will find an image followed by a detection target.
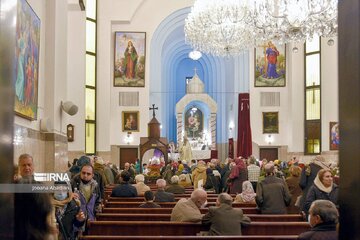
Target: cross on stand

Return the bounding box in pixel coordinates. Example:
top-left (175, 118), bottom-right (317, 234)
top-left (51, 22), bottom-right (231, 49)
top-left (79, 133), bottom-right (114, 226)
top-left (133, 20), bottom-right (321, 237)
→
top-left (149, 104), bottom-right (158, 118)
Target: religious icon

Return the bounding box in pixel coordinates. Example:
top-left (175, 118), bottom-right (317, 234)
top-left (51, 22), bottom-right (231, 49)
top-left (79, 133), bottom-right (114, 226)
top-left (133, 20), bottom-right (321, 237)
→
top-left (184, 107), bottom-right (203, 139)
top-left (330, 122), bottom-right (339, 150)
top-left (122, 111), bottom-right (139, 132)
top-left (263, 112), bottom-right (279, 133)
top-left (255, 42), bottom-right (286, 87)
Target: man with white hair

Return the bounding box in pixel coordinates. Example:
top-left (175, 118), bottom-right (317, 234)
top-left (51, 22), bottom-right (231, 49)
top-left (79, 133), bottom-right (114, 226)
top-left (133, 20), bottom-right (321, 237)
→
top-left (256, 163), bottom-right (291, 214)
top-left (133, 174), bottom-right (150, 196)
top-left (154, 178), bottom-right (175, 202)
top-left (202, 193), bottom-right (251, 235)
top-left (166, 175), bottom-right (185, 194)
top-left (171, 188), bottom-right (208, 223)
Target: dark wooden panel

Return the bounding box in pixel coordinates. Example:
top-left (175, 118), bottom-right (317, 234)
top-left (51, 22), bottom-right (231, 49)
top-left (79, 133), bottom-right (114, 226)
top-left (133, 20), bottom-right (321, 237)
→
top-left (119, 147), bottom-right (138, 169)
top-left (260, 148), bottom-right (278, 162)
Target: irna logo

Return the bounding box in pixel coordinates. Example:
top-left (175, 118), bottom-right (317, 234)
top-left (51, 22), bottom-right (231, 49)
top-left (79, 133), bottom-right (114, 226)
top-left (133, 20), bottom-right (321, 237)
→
top-left (34, 173), bottom-right (70, 182)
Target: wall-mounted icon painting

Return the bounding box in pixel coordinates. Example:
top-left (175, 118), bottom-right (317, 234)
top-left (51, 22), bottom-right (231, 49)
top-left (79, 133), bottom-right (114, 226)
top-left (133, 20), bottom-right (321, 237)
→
top-left (255, 41), bottom-right (286, 87)
top-left (122, 111), bottom-right (139, 132)
top-left (114, 32), bottom-right (146, 87)
top-left (14, 0), bottom-right (41, 120)
top-left (263, 112), bottom-right (279, 134)
top-left (329, 122), bottom-right (339, 150)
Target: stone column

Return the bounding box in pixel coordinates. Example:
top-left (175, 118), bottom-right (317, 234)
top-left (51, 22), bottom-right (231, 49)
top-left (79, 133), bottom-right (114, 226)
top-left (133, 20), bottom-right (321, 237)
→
top-left (210, 113), bottom-right (217, 149)
top-left (176, 113), bottom-right (183, 144)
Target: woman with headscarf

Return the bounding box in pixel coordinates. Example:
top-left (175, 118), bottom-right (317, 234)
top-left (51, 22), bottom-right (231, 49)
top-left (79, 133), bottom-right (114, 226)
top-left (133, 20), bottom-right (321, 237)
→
top-left (228, 157), bottom-right (248, 194)
top-left (234, 180), bottom-right (256, 203)
top-left (191, 160), bottom-right (207, 189)
top-left (304, 169), bottom-right (338, 216)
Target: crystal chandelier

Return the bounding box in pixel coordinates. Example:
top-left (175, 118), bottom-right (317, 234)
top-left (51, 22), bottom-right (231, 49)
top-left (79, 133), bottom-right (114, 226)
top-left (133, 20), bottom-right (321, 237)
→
top-left (184, 0), bottom-right (254, 57)
top-left (185, 0), bottom-right (338, 56)
top-left (253, 0), bottom-right (338, 44)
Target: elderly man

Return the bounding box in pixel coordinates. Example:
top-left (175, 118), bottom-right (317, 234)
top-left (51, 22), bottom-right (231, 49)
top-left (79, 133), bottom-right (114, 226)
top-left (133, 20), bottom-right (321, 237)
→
top-left (202, 193), bottom-right (251, 235)
top-left (124, 162), bottom-right (135, 182)
top-left (256, 163), bottom-right (291, 214)
top-left (17, 153), bottom-right (37, 183)
top-left (133, 174), bottom-right (150, 196)
top-left (154, 178), bottom-right (175, 202)
top-left (171, 188), bottom-right (207, 222)
top-left (298, 200), bottom-right (338, 240)
top-left (166, 175), bottom-right (185, 194)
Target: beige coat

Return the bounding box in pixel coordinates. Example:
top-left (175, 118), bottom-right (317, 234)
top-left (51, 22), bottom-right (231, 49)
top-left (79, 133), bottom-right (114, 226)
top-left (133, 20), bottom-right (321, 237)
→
top-left (133, 182), bottom-right (150, 196)
top-left (170, 198), bottom-right (202, 222)
top-left (192, 165), bottom-right (207, 189)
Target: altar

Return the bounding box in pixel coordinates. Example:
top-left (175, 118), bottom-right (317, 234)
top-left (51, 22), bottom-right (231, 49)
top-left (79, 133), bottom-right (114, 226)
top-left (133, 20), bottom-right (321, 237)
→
top-left (168, 149), bottom-right (217, 161)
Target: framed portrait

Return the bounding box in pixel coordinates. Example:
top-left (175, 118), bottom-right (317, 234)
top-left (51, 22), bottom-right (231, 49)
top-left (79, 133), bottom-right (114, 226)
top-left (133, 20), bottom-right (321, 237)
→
top-left (263, 112), bottom-right (279, 133)
top-left (255, 42), bottom-right (286, 87)
top-left (14, 0), bottom-right (41, 120)
top-left (184, 107), bottom-right (203, 139)
top-left (114, 32), bottom-right (146, 87)
top-left (329, 122), bottom-right (339, 150)
top-left (122, 111), bottom-right (139, 132)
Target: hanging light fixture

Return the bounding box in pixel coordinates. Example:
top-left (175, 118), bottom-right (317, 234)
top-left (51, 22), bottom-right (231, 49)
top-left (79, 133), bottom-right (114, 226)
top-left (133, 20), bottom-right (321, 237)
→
top-left (252, 0), bottom-right (338, 44)
top-left (185, 0), bottom-right (254, 57)
top-left (185, 0), bottom-right (338, 56)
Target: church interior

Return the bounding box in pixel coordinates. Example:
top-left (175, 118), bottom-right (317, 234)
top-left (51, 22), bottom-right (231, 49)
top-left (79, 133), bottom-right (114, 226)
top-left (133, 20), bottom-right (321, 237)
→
top-left (0, 0), bottom-right (359, 239)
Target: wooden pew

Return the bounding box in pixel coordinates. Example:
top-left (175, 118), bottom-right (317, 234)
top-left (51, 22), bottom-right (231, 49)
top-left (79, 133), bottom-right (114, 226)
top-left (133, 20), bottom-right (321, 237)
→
top-left (104, 192), bottom-right (236, 199)
top-left (104, 202), bottom-right (256, 208)
top-left (101, 207), bottom-right (259, 214)
top-left (81, 236), bottom-right (299, 240)
top-left (106, 197), bottom-right (240, 203)
top-left (96, 213), bottom-right (303, 222)
top-left (87, 221), bottom-right (310, 236)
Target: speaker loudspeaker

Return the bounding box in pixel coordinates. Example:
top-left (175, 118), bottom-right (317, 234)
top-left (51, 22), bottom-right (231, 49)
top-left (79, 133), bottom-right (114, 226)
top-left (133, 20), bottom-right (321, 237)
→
top-left (61, 101), bottom-right (78, 116)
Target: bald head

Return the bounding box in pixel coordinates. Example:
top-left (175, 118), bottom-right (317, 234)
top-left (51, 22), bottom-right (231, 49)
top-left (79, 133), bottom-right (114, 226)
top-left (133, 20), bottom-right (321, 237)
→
top-left (191, 189), bottom-right (207, 208)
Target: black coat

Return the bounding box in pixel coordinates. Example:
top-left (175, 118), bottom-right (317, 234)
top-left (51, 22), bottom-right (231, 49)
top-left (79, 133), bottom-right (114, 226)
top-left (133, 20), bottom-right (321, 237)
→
top-left (154, 190), bottom-right (175, 202)
top-left (111, 182), bottom-right (138, 197)
top-left (304, 184), bottom-right (338, 214)
top-left (298, 222), bottom-right (337, 240)
top-left (56, 199), bottom-right (85, 240)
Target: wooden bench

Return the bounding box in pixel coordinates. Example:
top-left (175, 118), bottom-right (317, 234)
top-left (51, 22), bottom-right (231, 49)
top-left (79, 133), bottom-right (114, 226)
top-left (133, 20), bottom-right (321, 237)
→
top-left (87, 221), bottom-right (310, 236)
top-left (96, 213), bottom-right (303, 222)
top-left (81, 236), bottom-right (299, 240)
top-left (104, 193), bottom-right (236, 199)
top-left (104, 202), bottom-right (256, 208)
top-left (106, 197), bottom-right (241, 203)
top-left (101, 207), bottom-right (260, 214)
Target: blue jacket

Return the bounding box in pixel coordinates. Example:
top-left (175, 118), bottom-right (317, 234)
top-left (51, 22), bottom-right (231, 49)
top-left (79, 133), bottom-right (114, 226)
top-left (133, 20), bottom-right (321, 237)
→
top-left (111, 183), bottom-right (138, 197)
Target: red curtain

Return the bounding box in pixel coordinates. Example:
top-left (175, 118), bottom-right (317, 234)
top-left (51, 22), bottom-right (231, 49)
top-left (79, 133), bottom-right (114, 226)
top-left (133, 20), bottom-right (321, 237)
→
top-left (237, 93), bottom-right (252, 158)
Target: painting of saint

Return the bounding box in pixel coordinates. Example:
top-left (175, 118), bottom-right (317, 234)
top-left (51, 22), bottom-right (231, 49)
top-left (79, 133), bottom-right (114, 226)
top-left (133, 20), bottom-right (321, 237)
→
top-left (14, 0), bottom-right (41, 120)
top-left (114, 32), bottom-right (145, 87)
top-left (185, 107), bottom-right (203, 139)
top-left (255, 41), bottom-right (286, 87)
top-left (330, 122), bottom-right (339, 150)
top-left (122, 111), bottom-right (139, 132)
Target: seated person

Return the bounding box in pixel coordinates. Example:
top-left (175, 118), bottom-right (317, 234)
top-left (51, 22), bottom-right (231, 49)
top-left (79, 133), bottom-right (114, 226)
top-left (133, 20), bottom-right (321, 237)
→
top-left (298, 200), bottom-right (338, 240)
top-left (202, 193), bottom-right (251, 235)
top-left (171, 188), bottom-right (207, 223)
top-left (139, 191), bottom-right (161, 208)
top-left (166, 175), bottom-right (185, 194)
top-left (178, 174), bottom-right (192, 188)
top-left (133, 174), bottom-right (150, 196)
top-left (111, 170), bottom-right (138, 197)
top-left (234, 180), bottom-right (256, 203)
top-left (154, 178), bottom-right (175, 202)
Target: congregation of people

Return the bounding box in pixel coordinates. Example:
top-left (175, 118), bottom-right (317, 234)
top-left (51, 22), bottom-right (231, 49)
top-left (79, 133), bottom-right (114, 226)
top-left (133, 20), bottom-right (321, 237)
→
top-left (14, 152), bottom-right (340, 240)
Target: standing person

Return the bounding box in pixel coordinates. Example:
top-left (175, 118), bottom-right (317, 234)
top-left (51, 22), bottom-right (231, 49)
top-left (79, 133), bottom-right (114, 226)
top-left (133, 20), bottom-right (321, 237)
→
top-left (247, 156), bottom-right (260, 192)
top-left (171, 189), bottom-right (207, 223)
top-left (17, 153), bottom-right (35, 182)
top-left (192, 160), bottom-right (207, 189)
top-left (286, 165), bottom-right (302, 213)
top-left (71, 164), bottom-right (102, 223)
top-left (228, 157), bottom-right (248, 194)
top-left (256, 163), bottom-right (291, 214)
top-left (202, 193), bottom-right (251, 235)
top-left (124, 162), bottom-right (136, 183)
top-left (299, 155), bottom-right (330, 212)
top-left (303, 169), bottom-right (338, 216)
top-left (180, 136), bottom-right (192, 165)
top-left (124, 40), bottom-right (138, 79)
top-left (298, 200), bottom-right (338, 240)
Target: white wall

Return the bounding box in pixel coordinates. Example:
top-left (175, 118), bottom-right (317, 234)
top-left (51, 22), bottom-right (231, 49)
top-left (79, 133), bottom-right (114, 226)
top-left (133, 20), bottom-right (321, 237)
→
top-left (249, 38), bottom-right (338, 156)
top-left (67, 6), bottom-right (86, 151)
top-left (97, 0), bottom-right (194, 151)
